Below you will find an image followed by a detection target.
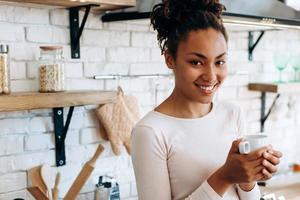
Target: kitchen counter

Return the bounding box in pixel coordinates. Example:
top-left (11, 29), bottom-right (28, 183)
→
top-left (260, 183), bottom-right (300, 200)
top-left (259, 172), bottom-right (300, 200)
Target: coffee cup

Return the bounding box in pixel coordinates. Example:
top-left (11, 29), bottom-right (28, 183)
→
top-left (239, 134), bottom-right (268, 154)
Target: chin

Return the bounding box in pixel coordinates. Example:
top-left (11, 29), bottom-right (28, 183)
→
top-left (192, 95), bottom-right (214, 104)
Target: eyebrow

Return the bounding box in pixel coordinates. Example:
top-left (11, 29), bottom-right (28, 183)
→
top-left (187, 52), bottom-right (227, 59)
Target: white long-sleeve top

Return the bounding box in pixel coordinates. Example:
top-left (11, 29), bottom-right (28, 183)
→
top-left (131, 101), bottom-right (261, 200)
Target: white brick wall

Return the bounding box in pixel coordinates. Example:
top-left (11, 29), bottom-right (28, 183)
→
top-left (0, 118), bottom-right (29, 134)
top-left (81, 46), bottom-right (106, 62)
top-left (10, 61), bottom-right (26, 80)
top-left (84, 62), bottom-right (130, 77)
top-left (0, 172), bottom-right (27, 193)
top-left (0, 6), bottom-right (49, 24)
top-left (107, 47), bottom-right (150, 63)
top-left (131, 32), bottom-right (157, 48)
top-left (24, 134), bottom-right (54, 151)
top-left (0, 23), bottom-right (24, 42)
top-left (26, 26), bottom-right (69, 44)
top-left (80, 128), bottom-right (104, 144)
top-left (0, 135), bottom-right (24, 156)
top-left (0, 3), bottom-right (300, 200)
top-left (82, 30), bottom-right (130, 47)
top-left (65, 62), bottom-right (83, 78)
top-left (29, 116), bottom-right (53, 133)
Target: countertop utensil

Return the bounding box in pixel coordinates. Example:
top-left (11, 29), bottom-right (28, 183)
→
top-left (28, 166), bottom-right (48, 196)
top-left (40, 164), bottom-right (53, 200)
top-left (52, 172), bottom-right (61, 200)
top-left (27, 186), bottom-right (49, 200)
top-left (64, 144), bottom-right (104, 200)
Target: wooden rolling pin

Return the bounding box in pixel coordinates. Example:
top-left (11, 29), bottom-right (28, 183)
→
top-left (64, 144), bottom-right (104, 200)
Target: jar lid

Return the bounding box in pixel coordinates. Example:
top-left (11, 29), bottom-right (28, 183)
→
top-left (40, 46), bottom-right (63, 51)
top-left (0, 44), bottom-right (9, 53)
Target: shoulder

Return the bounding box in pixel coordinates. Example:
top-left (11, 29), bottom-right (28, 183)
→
top-left (132, 111), bottom-right (165, 139)
top-left (132, 111), bottom-right (169, 152)
top-left (134, 110), bottom-right (175, 130)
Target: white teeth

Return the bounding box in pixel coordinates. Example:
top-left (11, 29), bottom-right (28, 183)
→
top-left (199, 85), bottom-right (214, 91)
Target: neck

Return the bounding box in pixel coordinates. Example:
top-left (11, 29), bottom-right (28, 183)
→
top-left (156, 88), bottom-right (212, 118)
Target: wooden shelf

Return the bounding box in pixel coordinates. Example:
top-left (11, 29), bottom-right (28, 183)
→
top-left (0, 90), bottom-right (117, 112)
top-left (248, 82), bottom-right (300, 93)
top-left (0, 0), bottom-right (136, 11)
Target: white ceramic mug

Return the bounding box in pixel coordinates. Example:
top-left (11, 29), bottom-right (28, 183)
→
top-left (239, 134), bottom-right (268, 154)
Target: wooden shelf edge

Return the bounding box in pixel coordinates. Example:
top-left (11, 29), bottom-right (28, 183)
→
top-left (0, 90), bottom-right (117, 112)
top-left (248, 82), bottom-right (300, 93)
top-left (248, 83), bottom-right (279, 93)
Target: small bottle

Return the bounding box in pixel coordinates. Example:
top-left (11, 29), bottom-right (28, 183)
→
top-left (38, 46), bottom-right (65, 92)
top-left (0, 44), bottom-right (11, 94)
top-left (95, 176), bottom-right (110, 200)
top-left (110, 182), bottom-right (120, 200)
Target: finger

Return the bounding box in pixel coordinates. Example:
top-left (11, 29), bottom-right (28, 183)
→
top-left (247, 146), bottom-right (270, 160)
top-left (262, 159), bottom-right (278, 174)
top-left (230, 139), bottom-right (243, 154)
top-left (254, 172), bottom-right (265, 181)
top-left (267, 149), bottom-right (283, 158)
top-left (253, 164), bottom-right (265, 174)
top-left (262, 168), bottom-right (273, 180)
top-left (248, 158), bottom-right (264, 168)
top-left (263, 152), bottom-right (281, 165)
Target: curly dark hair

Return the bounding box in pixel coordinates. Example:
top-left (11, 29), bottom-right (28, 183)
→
top-left (151, 0), bottom-right (228, 58)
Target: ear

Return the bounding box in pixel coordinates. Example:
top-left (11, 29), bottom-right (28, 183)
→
top-left (164, 50), bottom-right (175, 70)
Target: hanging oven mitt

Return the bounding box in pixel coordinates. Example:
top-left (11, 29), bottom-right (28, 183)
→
top-left (95, 87), bottom-right (140, 155)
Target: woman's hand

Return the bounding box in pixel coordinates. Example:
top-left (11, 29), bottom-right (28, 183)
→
top-left (239, 146), bottom-right (282, 191)
top-left (207, 139), bottom-right (268, 196)
top-left (208, 139), bottom-right (283, 196)
top-left (221, 139), bottom-right (268, 184)
top-left (260, 147), bottom-right (282, 180)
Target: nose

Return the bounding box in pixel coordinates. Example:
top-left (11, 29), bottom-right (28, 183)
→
top-left (202, 64), bottom-right (216, 82)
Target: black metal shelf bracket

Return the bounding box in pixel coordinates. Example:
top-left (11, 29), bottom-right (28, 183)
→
top-left (260, 92), bottom-right (280, 132)
top-left (248, 31), bottom-right (265, 61)
top-left (69, 5), bottom-right (95, 59)
top-left (53, 106), bottom-right (75, 166)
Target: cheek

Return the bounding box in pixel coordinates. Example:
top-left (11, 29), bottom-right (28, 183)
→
top-left (174, 63), bottom-right (196, 79)
top-left (217, 67), bottom-right (228, 82)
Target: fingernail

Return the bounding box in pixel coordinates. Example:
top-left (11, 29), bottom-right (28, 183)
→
top-left (267, 150), bottom-right (273, 154)
top-left (263, 160), bottom-right (268, 166)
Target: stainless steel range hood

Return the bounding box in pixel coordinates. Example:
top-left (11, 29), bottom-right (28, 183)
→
top-left (102, 0), bottom-right (300, 29)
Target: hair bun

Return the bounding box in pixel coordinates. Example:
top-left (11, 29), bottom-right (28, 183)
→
top-left (151, 0), bottom-right (228, 55)
top-left (166, 0), bottom-right (225, 19)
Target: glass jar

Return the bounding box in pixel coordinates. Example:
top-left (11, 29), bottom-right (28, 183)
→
top-left (38, 46), bottom-right (65, 92)
top-left (0, 44), bottom-right (11, 94)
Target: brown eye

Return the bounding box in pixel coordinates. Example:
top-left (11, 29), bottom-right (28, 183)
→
top-left (216, 60), bottom-right (226, 67)
top-left (190, 61), bottom-right (202, 66)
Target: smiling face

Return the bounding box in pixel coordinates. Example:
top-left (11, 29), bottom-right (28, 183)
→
top-left (165, 28), bottom-right (228, 104)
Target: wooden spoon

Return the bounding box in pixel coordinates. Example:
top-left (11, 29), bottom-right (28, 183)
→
top-left (28, 166), bottom-right (47, 196)
top-left (52, 172), bottom-right (61, 200)
top-left (40, 164), bottom-right (53, 200)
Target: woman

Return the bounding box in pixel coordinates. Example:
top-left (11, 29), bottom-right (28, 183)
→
top-left (131, 0), bottom-right (282, 199)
